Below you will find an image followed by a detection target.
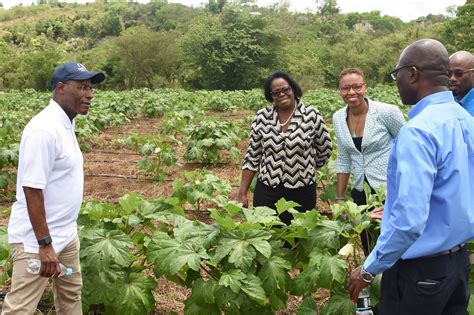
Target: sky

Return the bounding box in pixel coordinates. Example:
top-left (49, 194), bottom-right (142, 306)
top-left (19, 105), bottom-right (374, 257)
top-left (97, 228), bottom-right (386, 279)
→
top-left (1, 0), bottom-right (467, 22)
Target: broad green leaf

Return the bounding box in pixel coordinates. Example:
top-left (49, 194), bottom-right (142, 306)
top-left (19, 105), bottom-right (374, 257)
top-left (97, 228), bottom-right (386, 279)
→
top-left (118, 192), bottom-right (142, 214)
top-left (215, 285), bottom-right (238, 308)
top-left (149, 239), bottom-right (209, 275)
top-left (192, 279), bottom-right (216, 305)
top-left (320, 292), bottom-right (354, 315)
top-left (127, 214), bottom-right (141, 226)
top-left (308, 221), bottom-right (342, 250)
top-left (258, 256), bottom-right (292, 293)
top-left (268, 289), bottom-right (287, 310)
top-left (468, 293), bottom-right (474, 315)
top-left (80, 229), bottom-right (133, 267)
top-left (245, 230), bottom-right (272, 258)
top-left (228, 240), bottom-right (256, 270)
top-left (173, 220), bottom-right (219, 249)
top-left (219, 269), bottom-right (246, 293)
top-left (184, 296), bottom-right (220, 315)
top-left (210, 208), bottom-right (237, 229)
top-left (213, 230), bottom-right (259, 270)
top-left (290, 210), bottom-right (321, 229)
top-left (292, 266), bottom-right (319, 296)
top-left (318, 255), bottom-right (348, 288)
top-left (109, 272), bottom-right (156, 315)
top-left (241, 274), bottom-right (266, 305)
top-left (297, 295), bottom-right (317, 315)
top-left (330, 203), bottom-right (346, 220)
top-left (275, 198), bottom-right (300, 214)
top-left (243, 207), bottom-right (283, 226)
top-left (222, 202), bottom-right (242, 216)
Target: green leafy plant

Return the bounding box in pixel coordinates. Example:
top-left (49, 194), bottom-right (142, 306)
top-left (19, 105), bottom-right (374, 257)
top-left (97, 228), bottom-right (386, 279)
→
top-left (172, 170), bottom-right (232, 211)
top-left (123, 132), bottom-right (178, 181)
top-left (183, 118), bottom-right (242, 164)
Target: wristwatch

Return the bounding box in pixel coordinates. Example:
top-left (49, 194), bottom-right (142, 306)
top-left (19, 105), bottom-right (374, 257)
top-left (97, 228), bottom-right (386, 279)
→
top-left (37, 235), bottom-right (52, 246)
top-left (360, 267), bottom-right (375, 283)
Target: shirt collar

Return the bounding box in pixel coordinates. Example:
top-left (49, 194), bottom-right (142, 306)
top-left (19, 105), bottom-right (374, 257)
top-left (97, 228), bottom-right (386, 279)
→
top-left (48, 99), bottom-right (74, 129)
top-left (460, 88), bottom-right (474, 107)
top-left (408, 91), bottom-right (455, 120)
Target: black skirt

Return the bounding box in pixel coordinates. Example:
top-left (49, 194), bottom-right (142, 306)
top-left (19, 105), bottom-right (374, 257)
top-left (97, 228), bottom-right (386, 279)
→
top-left (253, 180), bottom-right (316, 225)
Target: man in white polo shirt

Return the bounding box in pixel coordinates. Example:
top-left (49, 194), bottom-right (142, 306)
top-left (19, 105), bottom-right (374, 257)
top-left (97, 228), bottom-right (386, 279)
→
top-left (2, 62), bottom-right (105, 315)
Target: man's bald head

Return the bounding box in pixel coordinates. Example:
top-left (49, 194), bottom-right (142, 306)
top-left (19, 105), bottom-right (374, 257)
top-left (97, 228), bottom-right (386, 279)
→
top-left (394, 39), bottom-right (450, 105)
top-left (448, 51), bottom-right (474, 101)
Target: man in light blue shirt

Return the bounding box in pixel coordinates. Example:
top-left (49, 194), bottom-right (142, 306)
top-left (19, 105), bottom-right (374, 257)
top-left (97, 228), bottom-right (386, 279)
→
top-left (348, 39), bottom-right (474, 314)
top-left (449, 51), bottom-right (474, 116)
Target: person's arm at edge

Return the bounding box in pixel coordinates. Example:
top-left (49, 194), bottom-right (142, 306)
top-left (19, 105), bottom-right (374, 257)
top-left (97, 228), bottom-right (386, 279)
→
top-left (238, 169), bottom-right (256, 208)
top-left (336, 173), bottom-right (350, 200)
top-left (239, 114), bottom-right (262, 208)
top-left (24, 187), bottom-right (61, 278)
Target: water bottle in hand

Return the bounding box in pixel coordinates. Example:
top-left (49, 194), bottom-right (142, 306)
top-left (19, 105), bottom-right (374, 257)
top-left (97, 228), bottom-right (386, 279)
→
top-left (26, 259), bottom-right (73, 277)
top-left (355, 288), bottom-right (374, 314)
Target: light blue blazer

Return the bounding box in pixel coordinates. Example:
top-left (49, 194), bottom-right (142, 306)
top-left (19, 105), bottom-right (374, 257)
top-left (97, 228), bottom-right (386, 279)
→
top-left (332, 98), bottom-right (406, 191)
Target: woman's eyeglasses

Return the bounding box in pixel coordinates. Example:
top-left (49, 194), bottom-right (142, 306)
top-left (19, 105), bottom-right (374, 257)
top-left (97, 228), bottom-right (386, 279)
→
top-left (339, 83), bottom-right (365, 94)
top-left (271, 86), bottom-right (292, 97)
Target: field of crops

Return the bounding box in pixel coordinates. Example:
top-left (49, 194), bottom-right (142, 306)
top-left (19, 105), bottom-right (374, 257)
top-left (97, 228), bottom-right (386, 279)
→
top-left (0, 86), bottom-right (419, 314)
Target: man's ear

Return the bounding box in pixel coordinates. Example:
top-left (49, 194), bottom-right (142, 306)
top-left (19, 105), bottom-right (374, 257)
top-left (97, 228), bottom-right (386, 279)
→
top-left (408, 66), bottom-right (420, 84)
top-left (54, 82), bottom-right (66, 94)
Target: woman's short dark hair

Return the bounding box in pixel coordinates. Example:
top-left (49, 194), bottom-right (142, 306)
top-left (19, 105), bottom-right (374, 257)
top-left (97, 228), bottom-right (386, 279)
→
top-left (264, 70), bottom-right (303, 102)
top-left (339, 67), bottom-right (365, 82)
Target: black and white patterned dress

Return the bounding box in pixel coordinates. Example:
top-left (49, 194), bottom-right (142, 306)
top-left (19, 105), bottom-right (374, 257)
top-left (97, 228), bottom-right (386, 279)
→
top-left (243, 101), bottom-right (332, 189)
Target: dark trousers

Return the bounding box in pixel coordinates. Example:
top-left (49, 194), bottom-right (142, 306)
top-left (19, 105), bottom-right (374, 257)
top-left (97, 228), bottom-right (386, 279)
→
top-left (253, 180), bottom-right (316, 225)
top-left (380, 246), bottom-right (470, 315)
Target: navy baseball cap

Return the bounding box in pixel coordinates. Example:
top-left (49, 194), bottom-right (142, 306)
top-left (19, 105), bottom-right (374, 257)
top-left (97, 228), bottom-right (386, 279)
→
top-left (51, 62), bottom-right (105, 90)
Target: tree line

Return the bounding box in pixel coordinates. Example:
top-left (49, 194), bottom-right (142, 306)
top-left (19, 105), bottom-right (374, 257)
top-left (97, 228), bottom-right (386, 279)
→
top-left (0, 0), bottom-right (471, 91)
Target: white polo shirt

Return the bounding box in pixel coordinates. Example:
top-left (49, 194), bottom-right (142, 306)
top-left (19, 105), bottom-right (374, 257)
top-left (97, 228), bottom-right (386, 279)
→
top-left (8, 99), bottom-right (84, 253)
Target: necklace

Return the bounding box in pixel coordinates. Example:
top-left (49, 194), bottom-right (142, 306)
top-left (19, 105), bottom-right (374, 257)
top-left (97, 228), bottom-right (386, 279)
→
top-left (278, 102), bottom-right (297, 127)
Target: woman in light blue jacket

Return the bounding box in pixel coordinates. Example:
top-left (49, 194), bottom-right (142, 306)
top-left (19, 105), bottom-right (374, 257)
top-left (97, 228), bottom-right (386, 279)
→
top-left (333, 67), bottom-right (405, 255)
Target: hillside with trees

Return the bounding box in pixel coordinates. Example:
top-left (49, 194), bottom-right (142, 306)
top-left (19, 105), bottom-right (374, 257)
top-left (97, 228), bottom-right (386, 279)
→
top-left (0, 0), bottom-right (471, 91)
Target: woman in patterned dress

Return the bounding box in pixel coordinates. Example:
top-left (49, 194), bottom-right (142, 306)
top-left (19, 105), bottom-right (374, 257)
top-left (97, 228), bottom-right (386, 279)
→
top-left (333, 67), bottom-right (405, 255)
top-left (238, 70), bottom-right (333, 224)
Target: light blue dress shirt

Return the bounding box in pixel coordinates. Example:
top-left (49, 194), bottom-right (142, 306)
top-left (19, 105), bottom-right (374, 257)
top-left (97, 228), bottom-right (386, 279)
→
top-left (460, 88), bottom-right (474, 116)
top-left (364, 91), bottom-right (474, 275)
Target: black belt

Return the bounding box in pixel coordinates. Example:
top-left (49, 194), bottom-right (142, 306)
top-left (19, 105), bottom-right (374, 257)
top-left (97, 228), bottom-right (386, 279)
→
top-left (423, 243), bottom-right (465, 259)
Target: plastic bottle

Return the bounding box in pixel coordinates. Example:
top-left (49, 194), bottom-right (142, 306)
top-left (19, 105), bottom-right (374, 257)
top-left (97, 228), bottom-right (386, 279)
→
top-left (26, 259), bottom-right (73, 277)
top-left (355, 288), bottom-right (373, 315)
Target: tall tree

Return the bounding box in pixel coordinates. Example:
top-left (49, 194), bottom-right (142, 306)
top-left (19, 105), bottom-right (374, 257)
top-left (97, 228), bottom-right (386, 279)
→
top-left (181, 8), bottom-right (284, 90)
top-left (442, 0), bottom-right (474, 52)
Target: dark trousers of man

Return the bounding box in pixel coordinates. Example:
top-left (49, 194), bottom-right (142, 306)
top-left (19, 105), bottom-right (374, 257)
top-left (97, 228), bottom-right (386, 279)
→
top-left (380, 245), bottom-right (470, 315)
top-left (253, 180), bottom-right (316, 225)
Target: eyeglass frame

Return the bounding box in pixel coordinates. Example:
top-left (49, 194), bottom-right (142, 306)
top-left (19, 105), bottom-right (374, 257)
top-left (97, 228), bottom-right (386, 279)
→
top-left (270, 86), bottom-right (292, 97)
top-left (62, 81), bottom-right (94, 93)
top-left (389, 65), bottom-right (418, 81)
top-left (339, 83), bottom-right (366, 94)
top-left (448, 69), bottom-right (474, 78)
